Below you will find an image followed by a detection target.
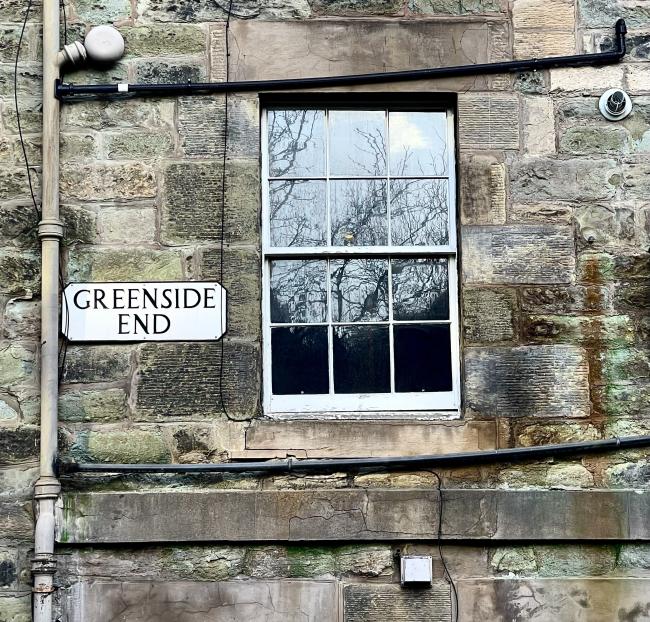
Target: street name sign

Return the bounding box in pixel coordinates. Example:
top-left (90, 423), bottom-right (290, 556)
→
top-left (61, 282), bottom-right (227, 342)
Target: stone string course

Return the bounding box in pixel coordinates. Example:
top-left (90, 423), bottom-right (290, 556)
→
top-left (1, 0), bottom-right (650, 618)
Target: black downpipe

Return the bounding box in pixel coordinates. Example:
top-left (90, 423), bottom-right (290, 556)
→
top-left (56, 19), bottom-right (627, 99)
top-left (59, 434), bottom-right (650, 475)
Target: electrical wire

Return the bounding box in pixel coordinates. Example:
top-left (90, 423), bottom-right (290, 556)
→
top-left (60, 0), bottom-right (68, 45)
top-left (431, 471), bottom-right (459, 622)
top-left (58, 271), bottom-right (70, 383)
top-left (14, 0), bottom-right (41, 223)
top-left (218, 0), bottom-right (234, 419)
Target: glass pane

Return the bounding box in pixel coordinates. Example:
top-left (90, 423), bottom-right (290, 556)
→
top-left (391, 179), bottom-right (449, 246)
top-left (394, 324), bottom-right (452, 392)
top-left (329, 110), bottom-right (386, 176)
top-left (333, 325), bottom-right (390, 393)
top-left (330, 259), bottom-right (389, 322)
top-left (269, 180), bottom-right (327, 247)
top-left (268, 109), bottom-right (325, 177)
top-left (331, 180), bottom-right (387, 246)
top-left (389, 111), bottom-right (448, 176)
top-left (392, 258), bottom-right (449, 321)
top-left (272, 326), bottom-right (329, 394)
top-left (270, 260), bottom-right (327, 323)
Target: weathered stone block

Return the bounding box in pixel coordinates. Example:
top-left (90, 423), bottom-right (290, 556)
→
top-left (135, 341), bottom-right (260, 419)
top-left (62, 99), bottom-right (174, 131)
top-left (311, 0), bottom-right (402, 14)
top-left (60, 133), bottom-right (98, 162)
top-left (132, 59), bottom-right (207, 84)
top-left (162, 160), bottom-right (260, 245)
top-left (513, 0), bottom-right (574, 29)
top-left (510, 203), bottom-right (573, 224)
top-left (61, 204), bottom-right (97, 245)
top-left (0, 26), bottom-right (38, 62)
top-left (628, 64), bottom-right (650, 95)
top-left (462, 226), bottom-right (575, 284)
top-left (72, 0), bottom-right (131, 21)
top-left (245, 421), bottom-right (496, 457)
top-left (0, 168), bottom-right (39, 202)
top-left (227, 20), bottom-right (500, 92)
top-left (463, 288), bottom-right (515, 343)
top-left (97, 207), bottom-right (156, 244)
top-left (63, 580), bottom-right (337, 622)
top-left (522, 97), bottom-right (555, 154)
top-left (121, 24), bottom-right (207, 57)
top-left (103, 131), bottom-right (174, 160)
top-left (623, 161), bottom-right (650, 199)
top-left (0, 63), bottom-right (41, 98)
top-left (560, 125), bottom-right (630, 155)
top-left (60, 163), bottom-right (156, 201)
top-left (465, 345), bottom-right (590, 418)
top-left (0, 594), bottom-right (30, 622)
top-left (0, 252), bottom-right (39, 294)
top-left (344, 583), bottom-right (451, 622)
top-left (615, 283), bottom-right (650, 310)
top-left (550, 65), bottom-right (625, 92)
top-left (137, 0), bottom-right (311, 21)
top-left (71, 428), bottom-right (171, 463)
top-left (522, 315), bottom-right (634, 348)
top-left (514, 30), bottom-right (575, 58)
top-left (521, 285), bottom-right (613, 314)
top-left (594, 384), bottom-right (650, 418)
top-left (67, 248), bottom-right (183, 282)
top-left (511, 158), bottom-right (617, 202)
top-left (545, 464), bottom-right (595, 488)
top-left (0, 344), bottom-right (35, 389)
top-left (409, 0), bottom-right (504, 13)
top-left (62, 345), bottom-right (133, 384)
top-left (200, 247), bottom-right (261, 339)
top-left (578, 0), bottom-right (650, 28)
top-left (177, 95), bottom-right (258, 159)
top-left (514, 421), bottom-right (600, 446)
top-left (458, 94), bottom-right (519, 149)
top-left (0, 427), bottom-right (38, 465)
top-left (59, 389), bottom-right (128, 423)
top-left (459, 154), bottom-right (506, 224)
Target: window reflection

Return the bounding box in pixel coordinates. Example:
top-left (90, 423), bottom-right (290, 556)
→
top-left (329, 110), bottom-right (386, 176)
top-left (331, 259), bottom-right (389, 322)
top-left (331, 180), bottom-right (387, 246)
top-left (270, 180), bottom-right (327, 247)
top-left (392, 258), bottom-right (449, 321)
top-left (389, 111), bottom-right (448, 176)
top-left (270, 260), bottom-right (327, 323)
top-left (334, 325), bottom-right (390, 393)
top-left (391, 179), bottom-right (449, 246)
top-left (272, 326), bottom-right (329, 394)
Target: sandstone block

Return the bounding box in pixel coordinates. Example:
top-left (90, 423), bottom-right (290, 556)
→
top-left (465, 345), bottom-right (590, 418)
top-left (560, 125), bottom-right (629, 155)
top-left (458, 94), bottom-right (520, 149)
top-left (0, 64), bottom-right (41, 98)
top-left (200, 247), bottom-right (261, 339)
top-left (0, 595), bottom-right (30, 622)
top-left (409, 0), bottom-right (504, 13)
top-left (628, 64), bottom-right (650, 96)
top-left (66, 248), bottom-right (183, 282)
top-left (0, 26), bottom-right (38, 62)
top-left (550, 65), bottom-right (625, 92)
top-left (137, 0), bottom-right (311, 21)
top-left (61, 99), bottom-right (174, 131)
top-left (73, 0), bottom-right (131, 21)
top-left (209, 24), bottom-right (226, 82)
top-left (520, 285), bottom-right (613, 314)
top-left (344, 583), bottom-right (451, 622)
top-left (121, 24), bottom-right (207, 57)
top-left (135, 341), bottom-right (260, 419)
top-left (132, 59), bottom-right (207, 84)
top-left (0, 252), bottom-right (39, 294)
top-left (459, 154), bottom-right (506, 224)
top-left (312, 0), bottom-right (403, 14)
top-left (578, 0), bottom-right (650, 28)
top-left (522, 97), bottom-right (555, 154)
top-left (62, 345), bottom-right (133, 384)
top-left (513, 0), bottom-right (574, 29)
top-left (514, 30), bottom-right (575, 58)
top-left (104, 131), bottom-right (174, 160)
top-left (0, 168), bottom-right (39, 202)
top-left (61, 204), bottom-right (97, 244)
top-left (60, 163), bottom-right (156, 201)
top-left (522, 315), bottom-right (634, 348)
top-left (0, 344), bottom-right (35, 389)
top-left (72, 428), bottom-right (170, 463)
top-left (60, 133), bottom-right (98, 162)
top-left (463, 288), bottom-right (515, 343)
top-left (462, 225), bottom-right (575, 284)
top-left (510, 203), bottom-right (573, 224)
top-left (623, 161), bottom-right (650, 199)
top-left (0, 427), bottom-right (38, 465)
top-left (59, 389), bottom-right (128, 423)
top-left (511, 158), bottom-right (617, 202)
top-left (97, 207), bottom-right (156, 244)
top-left (545, 464), bottom-right (595, 488)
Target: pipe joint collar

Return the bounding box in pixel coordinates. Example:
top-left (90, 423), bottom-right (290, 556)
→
top-left (38, 219), bottom-right (64, 240)
top-left (31, 554), bottom-right (57, 577)
top-left (34, 476), bottom-right (61, 499)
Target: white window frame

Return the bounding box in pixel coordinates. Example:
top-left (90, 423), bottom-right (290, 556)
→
top-left (261, 103), bottom-right (460, 416)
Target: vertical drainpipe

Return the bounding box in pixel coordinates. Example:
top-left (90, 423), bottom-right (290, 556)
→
top-left (32, 0), bottom-right (63, 619)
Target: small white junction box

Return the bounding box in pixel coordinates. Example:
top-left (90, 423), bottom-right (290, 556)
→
top-left (400, 555), bottom-right (433, 586)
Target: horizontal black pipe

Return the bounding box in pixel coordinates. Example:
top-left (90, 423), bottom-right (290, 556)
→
top-left (59, 434), bottom-right (650, 475)
top-left (56, 19), bottom-right (627, 99)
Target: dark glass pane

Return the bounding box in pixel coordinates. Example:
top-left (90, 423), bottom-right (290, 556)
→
top-left (331, 259), bottom-right (389, 322)
top-left (389, 111), bottom-right (448, 176)
top-left (270, 260), bottom-right (327, 323)
top-left (391, 179), bottom-right (449, 246)
top-left (272, 326), bottom-right (329, 395)
top-left (392, 258), bottom-right (449, 321)
top-left (269, 180), bottom-right (327, 247)
top-left (333, 325), bottom-right (390, 393)
top-left (268, 109), bottom-right (325, 177)
top-left (394, 324), bottom-right (452, 392)
top-left (329, 110), bottom-right (386, 176)
top-left (331, 179), bottom-right (387, 246)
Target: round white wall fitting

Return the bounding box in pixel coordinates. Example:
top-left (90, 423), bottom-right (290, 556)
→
top-left (84, 25), bottom-right (125, 63)
top-left (599, 88), bottom-right (632, 121)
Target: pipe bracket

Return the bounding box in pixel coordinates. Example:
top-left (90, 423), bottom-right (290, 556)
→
top-left (34, 476), bottom-right (61, 499)
top-left (38, 219), bottom-right (64, 240)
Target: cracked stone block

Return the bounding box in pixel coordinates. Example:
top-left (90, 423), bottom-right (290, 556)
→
top-left (63, 580), bottom-right (338, 622)
top-left (344, 583), bottom-right (451, 621)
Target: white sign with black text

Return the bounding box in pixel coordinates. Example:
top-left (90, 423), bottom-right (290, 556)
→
top-left (62, 282), bottom-right (227, 342)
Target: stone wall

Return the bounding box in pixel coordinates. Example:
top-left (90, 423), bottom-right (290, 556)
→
top-left (1, 0), bottom-right (650, 619)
